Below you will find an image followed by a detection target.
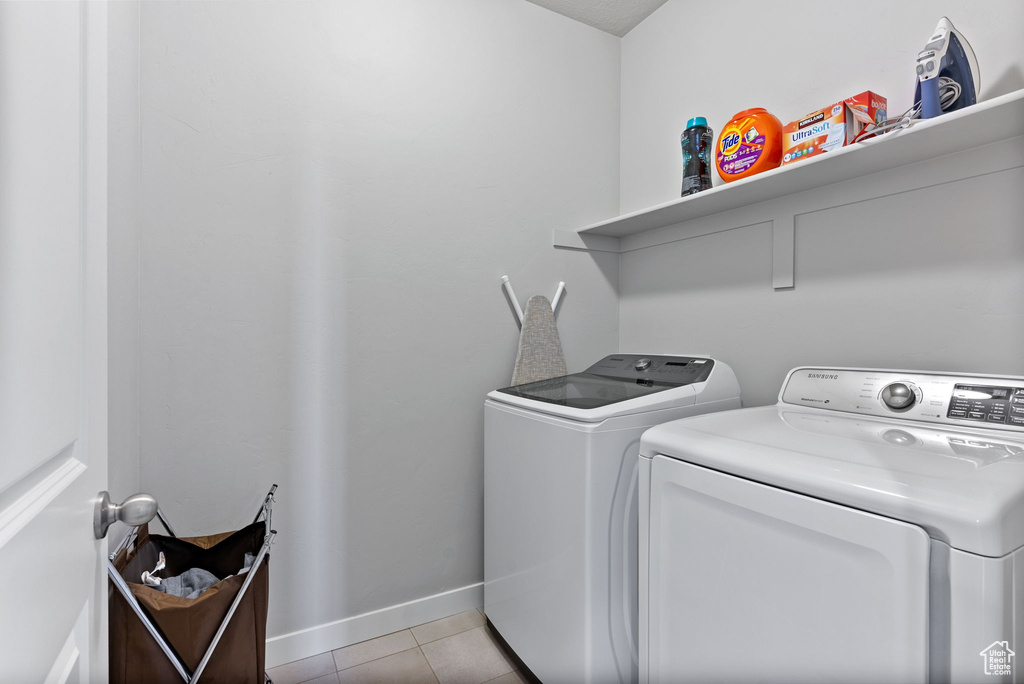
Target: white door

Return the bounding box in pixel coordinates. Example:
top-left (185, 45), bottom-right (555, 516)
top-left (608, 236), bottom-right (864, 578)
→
top-left (0, 1), bottom-right (109, 681)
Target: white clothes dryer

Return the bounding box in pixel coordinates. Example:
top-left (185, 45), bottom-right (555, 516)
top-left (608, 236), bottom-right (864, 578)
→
top-left (485, 354), bottom-right (740, 684)
top-left (639, 367), bottom-right (1024, 684)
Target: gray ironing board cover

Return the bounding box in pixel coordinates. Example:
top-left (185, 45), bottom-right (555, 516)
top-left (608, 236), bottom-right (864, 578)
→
top-left (511, 295), bottom-right (567, 386)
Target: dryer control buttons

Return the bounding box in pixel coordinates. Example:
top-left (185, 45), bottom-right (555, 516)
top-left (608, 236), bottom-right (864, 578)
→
top-left (633, 358), bottom-right (652, 371)
top-left (880, 382), bottom-right (920, 411)
top-left (947, 384), bottom-right (1024, 424)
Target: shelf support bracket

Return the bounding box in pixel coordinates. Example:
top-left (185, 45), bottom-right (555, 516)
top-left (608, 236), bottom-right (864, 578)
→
top-left (552, 229), bottom-right (621, 253)
top-left (772, 213), bottom-right (795, 290)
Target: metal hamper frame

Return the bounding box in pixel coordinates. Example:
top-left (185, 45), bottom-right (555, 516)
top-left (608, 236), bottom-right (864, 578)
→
top-left (108, 484), bottom-right (279, 683)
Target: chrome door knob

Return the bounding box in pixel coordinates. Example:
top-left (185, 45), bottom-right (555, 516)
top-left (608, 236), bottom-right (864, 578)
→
top-left (94, 491), bottom-right (158, 539)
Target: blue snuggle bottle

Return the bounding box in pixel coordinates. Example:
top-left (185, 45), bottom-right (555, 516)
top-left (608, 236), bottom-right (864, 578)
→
top-left (681, 117), bottom-right (713, 196)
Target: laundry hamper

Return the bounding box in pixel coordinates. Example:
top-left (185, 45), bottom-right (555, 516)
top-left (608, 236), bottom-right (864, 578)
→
top-left (108, 485), bottom-right (278, 684)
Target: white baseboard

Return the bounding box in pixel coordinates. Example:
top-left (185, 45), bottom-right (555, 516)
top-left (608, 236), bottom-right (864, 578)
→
top-left (265, 582), bottom-right (484, 669)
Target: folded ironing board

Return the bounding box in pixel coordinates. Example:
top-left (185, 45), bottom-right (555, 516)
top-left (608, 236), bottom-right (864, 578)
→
top-left (511, 294), bottom-right (567, 386)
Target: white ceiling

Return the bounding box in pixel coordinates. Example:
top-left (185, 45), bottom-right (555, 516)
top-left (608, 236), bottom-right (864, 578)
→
top-left (524, 0), bottom-right (669, 37)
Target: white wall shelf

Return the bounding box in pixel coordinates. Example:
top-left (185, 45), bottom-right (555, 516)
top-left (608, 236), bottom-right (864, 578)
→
top-left (554, 89), bottom-right (1024, 277)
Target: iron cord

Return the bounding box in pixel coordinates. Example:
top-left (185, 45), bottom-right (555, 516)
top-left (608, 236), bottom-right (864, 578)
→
top-left (853, 77), bottom-right (964, 143)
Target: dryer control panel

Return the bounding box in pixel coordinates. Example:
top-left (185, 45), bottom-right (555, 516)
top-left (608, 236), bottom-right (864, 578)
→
top-left (947, 384), bottom-right (1024, 426)
top-left (780, 368), bottom-right (1024, 432)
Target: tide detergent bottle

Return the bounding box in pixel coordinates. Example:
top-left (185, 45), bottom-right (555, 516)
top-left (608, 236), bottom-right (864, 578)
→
top-left (715, 108), bottom-right (783, 182)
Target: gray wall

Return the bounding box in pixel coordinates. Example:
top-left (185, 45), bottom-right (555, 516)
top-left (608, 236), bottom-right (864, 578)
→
top-left (618, 147), bottom-right (1024, 406)
top-left (112, 0), bottom-right (1024, 653)
top-left (135, 0), bottom-right (620, 640)
top-left (618, 1), bottom-right (1024, 406)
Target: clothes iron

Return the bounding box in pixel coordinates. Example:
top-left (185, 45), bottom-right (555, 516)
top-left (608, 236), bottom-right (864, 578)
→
top-left (914, 17), bottom-right (980, 118)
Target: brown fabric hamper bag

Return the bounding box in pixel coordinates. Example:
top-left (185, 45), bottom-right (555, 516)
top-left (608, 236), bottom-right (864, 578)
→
top-left (109, 522), bottom-right (269, 684)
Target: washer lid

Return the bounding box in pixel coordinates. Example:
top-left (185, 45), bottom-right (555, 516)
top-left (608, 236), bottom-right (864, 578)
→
top-left (489, 355), bottom-right (734, 422)
top-left (497, 371), bottom-right (686, 410)
top-left (640, 406), bottom-right (1024, 557)
top-left (489, 375), bottom-right (699, 422)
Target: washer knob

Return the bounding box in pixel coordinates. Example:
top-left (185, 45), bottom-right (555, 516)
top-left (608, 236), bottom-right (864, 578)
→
top-left (881, 382), bottom-right (918, 411)
top-left (634, 358), bottom-right (652, 371)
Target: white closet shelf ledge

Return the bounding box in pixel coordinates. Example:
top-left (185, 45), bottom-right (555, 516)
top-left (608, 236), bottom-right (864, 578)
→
top-left (554, 88), bottom-right (1024, 252)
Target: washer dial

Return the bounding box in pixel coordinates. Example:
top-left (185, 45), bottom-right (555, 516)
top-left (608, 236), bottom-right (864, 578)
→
top-left (880, 382), bottom-right (922, 411)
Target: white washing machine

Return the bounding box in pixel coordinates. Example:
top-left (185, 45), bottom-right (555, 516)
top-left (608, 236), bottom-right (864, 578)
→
top-left (485, 354), bottom-right (740, 684)
top-left (639, 367), bottom-right (1024, 684)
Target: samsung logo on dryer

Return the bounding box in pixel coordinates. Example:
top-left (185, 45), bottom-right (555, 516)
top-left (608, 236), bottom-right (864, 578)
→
top-left (807, 373), bottom-right (839, 380)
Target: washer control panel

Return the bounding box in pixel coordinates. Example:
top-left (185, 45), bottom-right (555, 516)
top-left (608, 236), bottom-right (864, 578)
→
top-left (781, 368), bottom-right (1024, 432)
top-left (585, 354), bottom-right (714, 384)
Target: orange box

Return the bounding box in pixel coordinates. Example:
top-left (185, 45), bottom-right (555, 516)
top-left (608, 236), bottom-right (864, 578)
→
top-left (781, 91), bottom-right (887, 165)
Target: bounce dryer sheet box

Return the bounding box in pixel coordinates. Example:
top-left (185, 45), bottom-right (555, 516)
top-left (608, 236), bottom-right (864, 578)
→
top-left (781, 91), bottom-right (887, 165)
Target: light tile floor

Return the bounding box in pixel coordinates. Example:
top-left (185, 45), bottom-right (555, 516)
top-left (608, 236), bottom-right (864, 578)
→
top-left (267, 609), bottom-right (533, 684)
